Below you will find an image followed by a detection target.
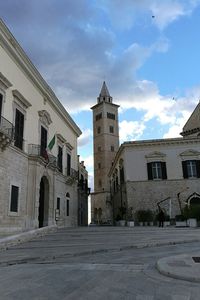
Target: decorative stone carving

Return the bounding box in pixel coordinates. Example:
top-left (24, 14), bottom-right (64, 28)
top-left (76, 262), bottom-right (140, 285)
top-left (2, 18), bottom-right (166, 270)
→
top-left (38, 110), bottom-right (52, 127)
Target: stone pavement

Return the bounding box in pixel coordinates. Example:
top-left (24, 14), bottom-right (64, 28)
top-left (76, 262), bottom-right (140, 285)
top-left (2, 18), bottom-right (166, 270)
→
top-left (157, 252), bottom-right (200, 283)
top-left (0, 226), bottom-right (200, 299)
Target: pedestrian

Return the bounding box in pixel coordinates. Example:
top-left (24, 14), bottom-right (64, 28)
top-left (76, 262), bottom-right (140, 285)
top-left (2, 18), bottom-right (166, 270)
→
top-left (158, 209), bottom-right (165, 227)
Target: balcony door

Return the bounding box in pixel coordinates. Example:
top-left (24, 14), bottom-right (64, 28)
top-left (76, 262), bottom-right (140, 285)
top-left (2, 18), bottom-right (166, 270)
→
top-left (40, 126), bottom-right (47, 158)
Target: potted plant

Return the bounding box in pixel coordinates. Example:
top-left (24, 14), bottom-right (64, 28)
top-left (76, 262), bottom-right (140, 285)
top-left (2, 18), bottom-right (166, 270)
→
top-left (135, 210), bottom-right (147, 226)
top-left (118, 206), bottom-right (126, 226)
top-left (175, 214), bottom-right (187, 227)
top-left (164, 215), bottom-right (170, 227)
top-left (127, 207), bottom-right (134, 227)
top-left (145, 209), bottom-right (154, 226)
top-left (187, 205), bottom-right (200, 227)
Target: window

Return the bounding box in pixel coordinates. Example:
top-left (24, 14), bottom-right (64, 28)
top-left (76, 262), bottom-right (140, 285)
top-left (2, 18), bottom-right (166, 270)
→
top-left (98, 146), bottom-right (101, 152)
top-left (111, 145), bottom-right (114, 152)
top-left (40, 126), bottom-right (47, 158)
top-left (57, 146), bottom-right (63, 172)
top-left (98, 179), bottom-right (102, 187)
top-left (66, 199), bottom-right (69, 216)
top-left (147, 162), bottom-right (167, 180)
top-left (97, 126), bottom-right (101, 134)
top-left (107, 112), bottom-right (115, 120)
top-left (14, 108), bottom-right (24, 150)
top-left (57, 197), bottom-right (60, 214)
top-left (182, 160), bottom-right (200, 178)
top-left (109, 126), bottom-right (114, 133)
top-left (67, 153), bottom-right (71, 176)
top-left (10, 185), bottom-right (19, 212)
top-left (96, 113), bottom-right (102, 121)
top-left (98, 162), bottom-right (101, 169)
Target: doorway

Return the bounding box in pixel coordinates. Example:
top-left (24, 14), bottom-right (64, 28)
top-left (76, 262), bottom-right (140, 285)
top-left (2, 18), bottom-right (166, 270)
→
top-left (38, 176), bottom-right (49, 227)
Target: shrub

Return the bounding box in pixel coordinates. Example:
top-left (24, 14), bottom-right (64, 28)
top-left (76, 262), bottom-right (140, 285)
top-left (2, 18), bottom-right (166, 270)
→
top-left (135, 209), bottom-right (154, 222)
top-left (189, 205), bottom-right (200, 221)
top-left (175, 214), bottom-right (185, 221)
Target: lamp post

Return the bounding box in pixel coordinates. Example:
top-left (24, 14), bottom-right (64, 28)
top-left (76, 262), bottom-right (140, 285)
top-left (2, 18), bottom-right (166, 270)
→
top-left (177, 187), bottom-right (189, 214)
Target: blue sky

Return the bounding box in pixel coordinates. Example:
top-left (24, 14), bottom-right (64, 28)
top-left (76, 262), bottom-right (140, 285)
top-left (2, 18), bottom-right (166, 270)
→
top-left (1, 0), bottom-right (200, 188)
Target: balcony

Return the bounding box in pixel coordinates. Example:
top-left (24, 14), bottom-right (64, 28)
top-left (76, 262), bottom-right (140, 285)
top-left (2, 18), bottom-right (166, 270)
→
top-left (28, 144), bottom-right (57, 167)
top-left (0, 116), bottom-right (14, 150)
top-left (66, 168), bottom-right (78, 184)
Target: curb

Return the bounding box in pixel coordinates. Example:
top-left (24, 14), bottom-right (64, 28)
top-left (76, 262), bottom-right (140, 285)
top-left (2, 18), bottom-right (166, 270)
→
top-left (0, 225), bottom-right (58, 251)
top-left (157, 253), bottom-right (200, 283)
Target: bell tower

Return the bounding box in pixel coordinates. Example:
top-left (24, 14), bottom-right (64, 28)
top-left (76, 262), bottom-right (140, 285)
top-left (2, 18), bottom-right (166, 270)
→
top-left (91, 82), bottom-right (119, 223)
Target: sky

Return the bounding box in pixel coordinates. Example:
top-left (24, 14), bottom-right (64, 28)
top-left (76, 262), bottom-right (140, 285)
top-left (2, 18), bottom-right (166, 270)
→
top-left (1, 0), bottom-right (200, 189)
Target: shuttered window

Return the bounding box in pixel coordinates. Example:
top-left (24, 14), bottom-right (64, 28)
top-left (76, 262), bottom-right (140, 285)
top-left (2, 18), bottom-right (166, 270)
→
top-left (57, 146), bottom-right (63, 173)
top-left (67, 153), bottom-right (71, 176)
top-left (182, 160), bottom-right (200, 178)
top-left (147, 162), bottom-right (167, 180)
top-left (40, 126), bottom-right (47, 158)
top-left (14, 109), bottom-right (24, 150)
top-left (10, 185), bottom-right (19, 212)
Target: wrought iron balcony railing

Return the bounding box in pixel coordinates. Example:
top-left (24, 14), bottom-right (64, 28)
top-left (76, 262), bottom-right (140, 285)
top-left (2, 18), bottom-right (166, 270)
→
top-left (65, 167), bottom-right (78, 184)
top-left (0, 115), bottom-right (14, 140)
top-left (28, 144), bottom-right (57, 167)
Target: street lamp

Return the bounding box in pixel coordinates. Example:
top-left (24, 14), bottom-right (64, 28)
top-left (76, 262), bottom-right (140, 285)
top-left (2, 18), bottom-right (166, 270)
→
top-left (177, 187), bottom-right (189, 214)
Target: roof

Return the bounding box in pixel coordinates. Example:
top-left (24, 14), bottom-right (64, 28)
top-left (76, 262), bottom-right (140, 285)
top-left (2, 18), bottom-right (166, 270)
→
top-left (99, 81), bottom-right (110, 97)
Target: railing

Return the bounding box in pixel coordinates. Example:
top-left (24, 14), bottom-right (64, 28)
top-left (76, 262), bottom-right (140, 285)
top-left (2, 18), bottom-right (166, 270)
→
top-left (28, 144), bottom-right (57, 166)
top-left (0, 115), bottom-right (14, 140)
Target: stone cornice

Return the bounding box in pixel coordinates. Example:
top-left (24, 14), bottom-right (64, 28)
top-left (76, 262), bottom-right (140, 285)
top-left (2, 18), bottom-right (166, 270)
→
top-left (0, 19), bottom-right (81, 137)
top-left (65, 142), bottom-right (74, 151)
top-left (91, 101), bottom-right (120, 110)
top-left (0, 72), bottom-right (12, 89)
top-left (12, 89), bottom-right (32, 108)
top-left (57, 133), bottom-right (66, 144)
top-left (180, 127), bottom-right (200, 136)
top-left (108, 137), bottom-right (200, 177)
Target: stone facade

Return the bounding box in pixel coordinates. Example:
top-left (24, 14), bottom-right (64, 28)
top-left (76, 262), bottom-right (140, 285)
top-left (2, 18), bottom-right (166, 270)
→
top-left (109, 137), bottom-right (200, 222)
top-left (77, 158), bottom-right (89, 226)
top-left (0, 19), bottom-right (82, 233)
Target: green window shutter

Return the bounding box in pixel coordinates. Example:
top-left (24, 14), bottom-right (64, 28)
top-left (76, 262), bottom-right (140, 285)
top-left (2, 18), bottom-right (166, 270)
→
top-left (147, 163), bottom-right (153, 180)
top-left (161, 162), bottom-right (167, 179)
top-left (196, 160), bottom-right (200, 178)
top-left (182, 161), bottom-right (188, 178)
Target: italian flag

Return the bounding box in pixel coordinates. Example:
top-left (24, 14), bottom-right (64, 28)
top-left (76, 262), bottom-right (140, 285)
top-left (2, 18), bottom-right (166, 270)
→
top-left (47, 134), bottom-right (56, 151)
top-left (44, 135), bottom-right (56, 162)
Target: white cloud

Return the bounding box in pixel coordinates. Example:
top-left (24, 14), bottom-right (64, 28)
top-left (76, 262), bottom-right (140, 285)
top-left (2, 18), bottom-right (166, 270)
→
top-left (119, 120), bottom-right (146, 142)
top-left (78, 129), bottom-right (92, 147)
top-left (79, 155), bottom-right (94, 170)
top-left (102, 0), bottom-right (200, 30)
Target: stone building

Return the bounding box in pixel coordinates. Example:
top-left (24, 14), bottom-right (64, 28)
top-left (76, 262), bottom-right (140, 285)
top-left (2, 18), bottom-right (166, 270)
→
top-left (91, 82), bottom-right (200, 223)
top-left (77, 157), bottom-right (90, 226)
top-left (109, 102), bottom-right (200, 222)
top-left (91, 82), bottom-right (119, 223)
top-left (0, 19), bottom-right (82, 233)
